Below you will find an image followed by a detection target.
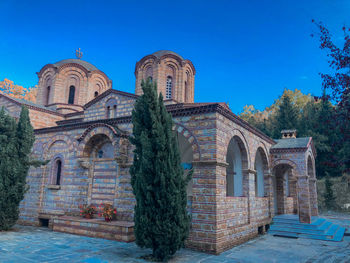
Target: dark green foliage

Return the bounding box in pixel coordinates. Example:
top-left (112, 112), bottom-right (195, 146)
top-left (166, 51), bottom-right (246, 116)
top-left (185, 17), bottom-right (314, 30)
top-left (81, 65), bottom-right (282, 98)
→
top-left (274, 95), bottom-right (299, 138)
top-left (0, 106), bottom-right (35, 230)
top-left (323, 175), bottom-right (337, 210)
top-left (129, 80), bottom-right (191, 261)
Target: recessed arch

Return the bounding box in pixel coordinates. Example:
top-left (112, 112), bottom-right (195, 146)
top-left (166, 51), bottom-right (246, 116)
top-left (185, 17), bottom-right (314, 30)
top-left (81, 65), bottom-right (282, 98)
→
top-left (254, 147), bottom-right (269, 197)
top-left (172, 122), bottom-right (201, 161)
top-left (226, 135), bottom-right (249, 197)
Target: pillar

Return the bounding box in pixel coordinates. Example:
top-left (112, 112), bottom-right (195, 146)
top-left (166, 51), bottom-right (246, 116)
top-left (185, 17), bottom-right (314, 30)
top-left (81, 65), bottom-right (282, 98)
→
top-left (296, 175), bottom-right (311, 223)
top-left (309, 178), bottom-right (318, 216)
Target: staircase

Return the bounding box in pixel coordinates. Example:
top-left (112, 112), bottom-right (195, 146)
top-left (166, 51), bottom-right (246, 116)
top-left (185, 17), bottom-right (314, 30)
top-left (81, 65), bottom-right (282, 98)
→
top-left (269, 214), bottom-right (346, 241)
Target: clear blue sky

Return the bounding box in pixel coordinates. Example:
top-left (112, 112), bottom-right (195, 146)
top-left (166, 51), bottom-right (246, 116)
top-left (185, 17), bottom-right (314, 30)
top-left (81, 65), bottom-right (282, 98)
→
top-left (0, 0), bottom-right (349, 114)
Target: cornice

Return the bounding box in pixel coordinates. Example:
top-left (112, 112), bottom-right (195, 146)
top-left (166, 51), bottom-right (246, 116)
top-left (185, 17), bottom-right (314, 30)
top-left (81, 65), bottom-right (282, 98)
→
top-left (35, 103), bottom-right (276, 145)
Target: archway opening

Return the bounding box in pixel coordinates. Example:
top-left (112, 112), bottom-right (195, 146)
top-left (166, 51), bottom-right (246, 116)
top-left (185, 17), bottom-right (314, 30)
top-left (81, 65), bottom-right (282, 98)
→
top-left (176, 132), bottom-right (194, 197)
top-left (226, 136), bottom-right (248, 197)
top-left (272, 164), bottom-right (296, 215)
top-left (254, 148), bottom-right (269, 197)
top-left (83, 134), bottom-right (116, 207)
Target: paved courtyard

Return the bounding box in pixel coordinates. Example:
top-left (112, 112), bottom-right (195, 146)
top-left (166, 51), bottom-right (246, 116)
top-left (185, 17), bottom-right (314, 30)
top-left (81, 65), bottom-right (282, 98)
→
top-left (0, 215), bottom-right (349, 263)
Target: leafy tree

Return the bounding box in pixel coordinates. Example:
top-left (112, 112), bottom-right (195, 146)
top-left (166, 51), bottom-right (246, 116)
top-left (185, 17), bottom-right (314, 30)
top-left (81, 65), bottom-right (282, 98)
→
top-left (0, 106), bottom-right (35, 230)
top-left (0, 78), bottom-right (37, 102)
top-left (312, 21), bottom-right (350, 174)
top-left (323, 175), bottom-right (337, 210)
top-left (129, 80), bottom-right (191, 261)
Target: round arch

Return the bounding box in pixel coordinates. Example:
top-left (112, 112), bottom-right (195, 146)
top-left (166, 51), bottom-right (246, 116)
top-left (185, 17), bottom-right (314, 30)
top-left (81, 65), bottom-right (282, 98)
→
top-left (43, 134), bottom-right (76, 158)
top-left (77, 124), bottom-right (125, 158)
top-left (226, 134), bottom-right (249, 197)
top-left (254, 147), bottom-right (269, 197)
top-left (172, 122), bottom-right (201, 161)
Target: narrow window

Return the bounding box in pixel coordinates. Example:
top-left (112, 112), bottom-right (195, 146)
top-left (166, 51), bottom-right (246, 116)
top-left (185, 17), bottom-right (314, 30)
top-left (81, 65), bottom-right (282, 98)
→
top-left (147, 76), bottom-right (153, 83)
top-left (98, 150), bottom-right (104, 158)
top-left (68, 86), bottom-right (75, 104)
top-left (166, 76), bottom-right (172, 99)
top-left (107, 106), bottom-right (111, 118)
top-left (113, 105), bottom-right (117, 118)
top-left (46, 86), bottom-right (50, 105)
top-left (56, 160), bottom-right (62, 185)
top-left (94, 91), bottom-right (98, 97)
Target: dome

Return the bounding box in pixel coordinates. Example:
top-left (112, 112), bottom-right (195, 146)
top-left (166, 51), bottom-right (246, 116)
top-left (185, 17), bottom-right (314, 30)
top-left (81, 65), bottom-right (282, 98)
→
top-left (152, 50), bottom-right (184, 60)
top-left (53, 59), bottom-right (98, 71)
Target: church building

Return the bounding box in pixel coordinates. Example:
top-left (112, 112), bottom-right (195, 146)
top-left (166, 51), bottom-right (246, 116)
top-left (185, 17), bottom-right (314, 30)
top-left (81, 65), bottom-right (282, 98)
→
top-left (0, 50), bottom-right (318, 254)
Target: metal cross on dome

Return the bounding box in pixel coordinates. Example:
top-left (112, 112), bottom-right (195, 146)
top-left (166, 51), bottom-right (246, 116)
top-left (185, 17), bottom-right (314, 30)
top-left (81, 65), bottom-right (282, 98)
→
top-left (75, 48), bottom-right (83, 59)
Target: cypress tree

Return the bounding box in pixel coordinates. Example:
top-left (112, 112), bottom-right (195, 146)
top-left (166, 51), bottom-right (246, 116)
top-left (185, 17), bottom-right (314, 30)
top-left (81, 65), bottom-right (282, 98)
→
top-left (130, 80), bottom-right (191, 261)
top-left (0, 106), bottom-right (34, 230)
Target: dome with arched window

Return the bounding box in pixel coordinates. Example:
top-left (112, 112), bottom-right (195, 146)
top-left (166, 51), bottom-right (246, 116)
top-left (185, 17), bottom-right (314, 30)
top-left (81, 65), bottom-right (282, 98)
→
top-left (134, 50), bottom-right (196, 103)
top-left (36, 58), bottom-right (112, 113)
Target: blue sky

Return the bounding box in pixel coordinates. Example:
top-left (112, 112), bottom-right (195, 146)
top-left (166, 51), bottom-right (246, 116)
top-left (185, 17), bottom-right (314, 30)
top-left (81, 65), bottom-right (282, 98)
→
top-left (0, 0), bottom-right (349, 114)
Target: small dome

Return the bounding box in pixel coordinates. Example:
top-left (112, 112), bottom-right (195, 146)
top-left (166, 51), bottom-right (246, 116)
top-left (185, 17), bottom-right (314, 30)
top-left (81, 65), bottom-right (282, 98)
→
top-left (53, 59), bottom-right (98, 71)
top-left (152, 50), bottom-right (184, 60)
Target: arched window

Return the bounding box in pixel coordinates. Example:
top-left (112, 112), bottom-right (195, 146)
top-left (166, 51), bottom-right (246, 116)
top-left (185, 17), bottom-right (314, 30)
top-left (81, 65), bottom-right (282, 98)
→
top-left (113, 105), bottom-right (117, 118)
top-left (46, 86), bottom-right (50, 105)
top-left (55, 159), bottom-right (62, 185)
top-left (94, 91), bottom-right (99, 97)
top-left (166, 76), bottom-right (172, 99)
top-left (255, 150), bottom-right (265, 197)
top-left (106, 106), bottom-right (111, 118)
top-left (106, 98), bottom-right (117, 119)
top-left (68, 86), bottom-right (75, 104)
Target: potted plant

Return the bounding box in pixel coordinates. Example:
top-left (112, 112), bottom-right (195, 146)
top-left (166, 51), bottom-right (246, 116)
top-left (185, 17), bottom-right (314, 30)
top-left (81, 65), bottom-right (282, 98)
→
top-left (98, 204), bottom-right (117, 222)
top-left (79, 204), bottom-right (96, 219)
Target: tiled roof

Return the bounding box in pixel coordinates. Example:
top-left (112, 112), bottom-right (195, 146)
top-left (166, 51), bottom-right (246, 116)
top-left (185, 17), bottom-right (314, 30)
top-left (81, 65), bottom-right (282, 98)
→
top-left (53, 59), bottom-right (98, 71)
top-left (271, 137), bottom-right (311, 149)
top-left (152, 50), bottom-right (184, 60)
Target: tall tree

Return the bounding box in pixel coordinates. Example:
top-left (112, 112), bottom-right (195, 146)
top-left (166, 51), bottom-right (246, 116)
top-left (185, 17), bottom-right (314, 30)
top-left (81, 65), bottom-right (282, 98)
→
top-left (129, 80), bottom-right (191, 261)
top-left (313, 21), bottom-right (350, 173)
top-left (274, 94), bottom-right (299, 138)
top-left (0, 106), bottom-right (35, 230)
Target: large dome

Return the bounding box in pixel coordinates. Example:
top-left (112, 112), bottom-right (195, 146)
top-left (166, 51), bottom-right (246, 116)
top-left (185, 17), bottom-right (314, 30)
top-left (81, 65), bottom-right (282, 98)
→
top-left (53, 59), bottom-right (98, 71)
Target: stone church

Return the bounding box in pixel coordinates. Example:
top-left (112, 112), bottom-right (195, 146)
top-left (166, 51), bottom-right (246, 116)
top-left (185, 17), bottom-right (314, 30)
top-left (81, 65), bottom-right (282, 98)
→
top-left (0, 50), bottom-right (318, 254)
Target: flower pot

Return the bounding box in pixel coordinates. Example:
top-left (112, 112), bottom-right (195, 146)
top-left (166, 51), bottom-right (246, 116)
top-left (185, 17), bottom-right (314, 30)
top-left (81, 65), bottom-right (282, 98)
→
top-left (84, 214), bottom-right (93, 219)
top-left (104, 217), bottom-right (112, 222)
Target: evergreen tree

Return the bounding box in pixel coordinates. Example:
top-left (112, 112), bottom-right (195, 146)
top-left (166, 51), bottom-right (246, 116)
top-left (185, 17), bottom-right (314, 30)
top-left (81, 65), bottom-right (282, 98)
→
top-left (323, 175), bottom-right (337, 210)
top-left (0, 106), bottom-right (34, 230)
top-left (274, 94), bottom-right (299, 138)
top-left (129, 80), bottom-right (191, 261)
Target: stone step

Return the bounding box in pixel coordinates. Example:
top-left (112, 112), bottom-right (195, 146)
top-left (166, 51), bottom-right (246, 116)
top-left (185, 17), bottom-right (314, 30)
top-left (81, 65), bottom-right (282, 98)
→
top-left (269, 215), bottom-right (345, 242)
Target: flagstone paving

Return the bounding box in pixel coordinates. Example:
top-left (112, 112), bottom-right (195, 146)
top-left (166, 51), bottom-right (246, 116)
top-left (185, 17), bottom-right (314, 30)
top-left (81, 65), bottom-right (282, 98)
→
top-left (0, 215), bottom-right (349, 263)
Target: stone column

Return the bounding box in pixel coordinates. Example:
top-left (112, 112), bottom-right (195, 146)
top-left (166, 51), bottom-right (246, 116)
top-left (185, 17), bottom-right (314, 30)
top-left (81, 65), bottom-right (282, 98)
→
top-left (289, 178), bottom-right (298, 214)
top-left (296, 175), bottom-right (311, 223)
top-left (265, 173), bottom-right (274, 217)
top-left (243, 169), bottom-right (256, 224)
top-left (309, 178), bottom-right (318, 216)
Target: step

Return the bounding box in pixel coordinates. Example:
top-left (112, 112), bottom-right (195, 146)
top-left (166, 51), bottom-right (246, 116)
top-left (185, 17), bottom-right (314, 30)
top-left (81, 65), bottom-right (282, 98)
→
top-left (269, 216), bottom-right (346, 242)
top-left (270, 225), bottom-right (330, 235)
top-left (333, 227), bottom-right (346, 242)
top-left (272, 220), bottom-right (329, 231)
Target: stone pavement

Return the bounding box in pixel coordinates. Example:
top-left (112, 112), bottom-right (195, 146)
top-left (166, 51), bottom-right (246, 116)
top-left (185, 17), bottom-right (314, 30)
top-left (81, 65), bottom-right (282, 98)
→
top-left (0, 215), bottom-right (349, 263)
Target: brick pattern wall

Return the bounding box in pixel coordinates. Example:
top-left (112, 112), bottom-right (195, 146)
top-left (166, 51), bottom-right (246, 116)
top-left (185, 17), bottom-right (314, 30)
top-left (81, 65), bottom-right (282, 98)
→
top-left (84, 94), bottom-right (136, 121)
top-left (17, 93), bottom-right (318, 254)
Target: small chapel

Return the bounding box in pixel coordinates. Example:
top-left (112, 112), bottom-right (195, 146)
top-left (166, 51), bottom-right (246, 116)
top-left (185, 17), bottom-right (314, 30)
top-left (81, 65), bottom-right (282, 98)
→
top-left (0, 50), bottom-right (318, 254)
